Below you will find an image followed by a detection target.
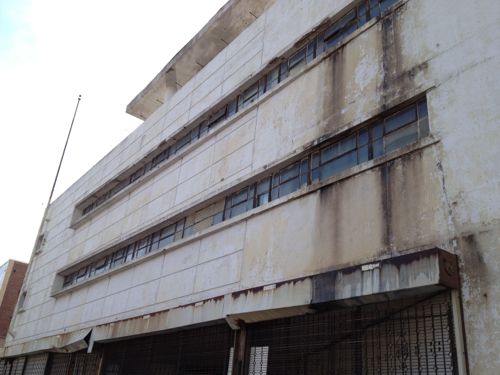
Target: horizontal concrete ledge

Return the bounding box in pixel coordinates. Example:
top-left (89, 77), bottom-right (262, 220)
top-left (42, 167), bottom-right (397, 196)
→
top-left (3, 329), bottom-right (90, 359)
top-left (312, 248), bottom-right (459, 305)
top-left (3, 248), bottom-right (458, 357)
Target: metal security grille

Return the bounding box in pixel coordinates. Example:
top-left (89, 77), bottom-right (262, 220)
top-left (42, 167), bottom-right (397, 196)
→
top-left (46, 352), bottom-right (101, 375)
top-left (102, 323), bottom-right (234, 375)
top-left (0, 357), bottom-right (26, 375)
top-left (245, 292), bottom-right (457, 375)
top-left (23, 354), bottom-right (49, 375)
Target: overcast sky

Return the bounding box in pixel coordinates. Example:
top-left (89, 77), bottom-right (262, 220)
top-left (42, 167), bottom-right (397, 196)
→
top-left (0, 0), bottom-right (227, 266)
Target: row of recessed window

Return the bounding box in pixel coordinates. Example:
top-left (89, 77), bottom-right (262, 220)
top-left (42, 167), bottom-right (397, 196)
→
top-left (79, 0), bottom-right (399, 217)
top-left (62, 98), bottom-right (428, 289)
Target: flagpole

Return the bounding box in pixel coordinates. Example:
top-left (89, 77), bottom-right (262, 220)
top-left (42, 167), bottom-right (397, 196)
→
top-left (13, 95), bottom-right (82, 317)
top-left (47, 94), bottom-right (82, 206)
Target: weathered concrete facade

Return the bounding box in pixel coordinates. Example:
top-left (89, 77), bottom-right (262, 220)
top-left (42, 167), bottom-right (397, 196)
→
top-left (3, 0), bottom-right (499, 374)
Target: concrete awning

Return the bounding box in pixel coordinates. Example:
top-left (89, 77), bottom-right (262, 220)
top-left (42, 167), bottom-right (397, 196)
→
top-left (126, 0), bottom-right (275, 120)
top-left (3, 248), bottom-right (458, 356)
top-left (3, 329), bottom-right (91, 358)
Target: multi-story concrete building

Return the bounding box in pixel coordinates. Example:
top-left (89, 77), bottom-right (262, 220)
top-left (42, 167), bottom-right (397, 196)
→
top-left (0, 260), bottom-right (28, 350)
top-left (1, 0), bottom-right (499, 374)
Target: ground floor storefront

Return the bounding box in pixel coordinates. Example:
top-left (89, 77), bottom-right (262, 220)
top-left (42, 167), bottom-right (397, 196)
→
top-left (0, 291), bottom-right (459, 375)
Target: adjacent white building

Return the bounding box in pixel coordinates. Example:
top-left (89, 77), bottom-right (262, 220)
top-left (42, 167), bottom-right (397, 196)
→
top-left (2, 0), bottom-right (499, 374)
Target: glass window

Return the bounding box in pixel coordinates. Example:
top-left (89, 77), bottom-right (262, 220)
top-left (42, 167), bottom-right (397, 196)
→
top-left (358, 2), bottom-right (369, 27)
top-left (63, 274), bottom-right (74, 287)
top-left (320, 150), bottom-right (358, 180)
top-left (380, 0), bottom-right (398, 13)
top-left (130, 167), bottom-right (145, 183)
top-left (384, 122), bottom-right (419, 153)
top-left (384, 106), bottom-right (417, 133)
top-left (300, 158), bottom-right (309, 186)
top-left (135, 237), bottom-right (150, 258)
top-left (75, 267), bottom-right (88, 283)
top-left (159, 225), bottom-right (175, 248)
top-left (92, 257), bottom-right (110, 276)
top-left (272, 162), bottom-right (301, 199)
top-left (256, 178), bottom-right (271, 206)
top-left (288, 48), bottom-right (306, 72)
top-left (418, 100), bottom-right (430, 137)
top-left (323, 9), bottom-right (357, 50)
top-left (190, 127), bottom-right (199, 142)
top-left (266, 66), bottom-right (280, 91)
top-left (175, 133), bottom-right (191, 153)
top-left (225, 186), bottom-right (255, 219)
top-left (212, 211), bottom-right (224, 225)
top-left (279, 62), bottom-right (289, 82)
top-left (227, 99), bottom-right (238, 117)
top-left (111, 249), bottom-right (126, 267)
top-left (306, 40), bottom-right (317, 63)
top-left (208, 107), bottom-right (227, 128)
top-left (369, 0), bottom-right (381, 18)
top-left (125, 243), bottom-right (136, 262)
top-left (175, 219), bottom-right (185, 241)
top-left (242, 83), bottom-right (259, 108)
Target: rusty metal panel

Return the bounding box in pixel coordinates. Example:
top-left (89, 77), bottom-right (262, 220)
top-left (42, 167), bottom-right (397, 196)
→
top-left (101, 323), bottom-right (233, 375)
top-left (46, 352), bottom-right (101, 375)
top-left (245, 291), bottom-right (457, 374)
top-left (23, 354), bottom-right (49, 375)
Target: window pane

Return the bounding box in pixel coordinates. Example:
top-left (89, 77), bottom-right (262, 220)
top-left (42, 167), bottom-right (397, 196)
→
top-left (279, 62), bottom-right (288, 82)
top-left (320, 150), bottom-right (357, 180)
top-left (311, 169), bottom-right (320, 183)
top-left (358, 145), bottom-right (369, 163)
top-left (230, 201), bottom-right (248, 217)
top-left (370, 0), bottom-right (381, 18)
top-left (338, 134), bottom-right (357, 154)
top-left (199, 121), bottom-right (209, 136)
top-left (373, 138), bottom-right (384, 158)
top-left (227, 99), bottom-right (238, 117)
top-left (280, 162), bottom-right (300, 182)
top-left (279, 178), bottom-right (300, 197)
top-left (384, 122), bottom-right (419, 153)
top-left (306, 40), bottom-right (317, 63)
top-left (183, 225), bottom-right (193, 237)
top-left (242, 83), bottom-right (259, 107)
top-left (258, 194), bottom-right (269, 206)
top-left (161, 225), bottom-right (175, 238)
top-left (175, 133), bottom-right (191, 153)
top-left (300, 158), bottom-right (309, 186)
top-left (324, 9), bottom-right (357, 49)
top-left (358, 2), bottom-right (369, 27)
top-left (321, 144), bottom-right (338, 163)
top-left (380, 0), bottom-right (398, 13)
top-left (418, 100), bottom-right (428, 119)
top-left (419, 117), bottom-right (430, 137)
top-left (358, 128), bottom-right (369, 146)
top-left (312, 152), bottom-right (320, 168)
top-left (212, 211), bottom-right (224, 225)
top-left (288, 48), bottom-right (306, 72)
top-left (257, 178), bottom-right (270, 194)
top-left (266, 67), bottom-right (280, 90)
top-left (158, 235), bottom-right (174, 248)
top-left (372, 122), bottom-right (383, 139)
top-left (232, 189), bottom-right (248, 205)
top-left (385, 106), bottom-right (417, 133)
top-left (190, 128), bottom-right (199, 142)
top-left (210, 107), bottom-right (227, 126)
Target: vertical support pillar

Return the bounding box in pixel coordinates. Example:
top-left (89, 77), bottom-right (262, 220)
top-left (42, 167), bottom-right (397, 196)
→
top-left (451, 289), bottom-right (470, 375)
top-left (229, 320), bottom-right (247, 375)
